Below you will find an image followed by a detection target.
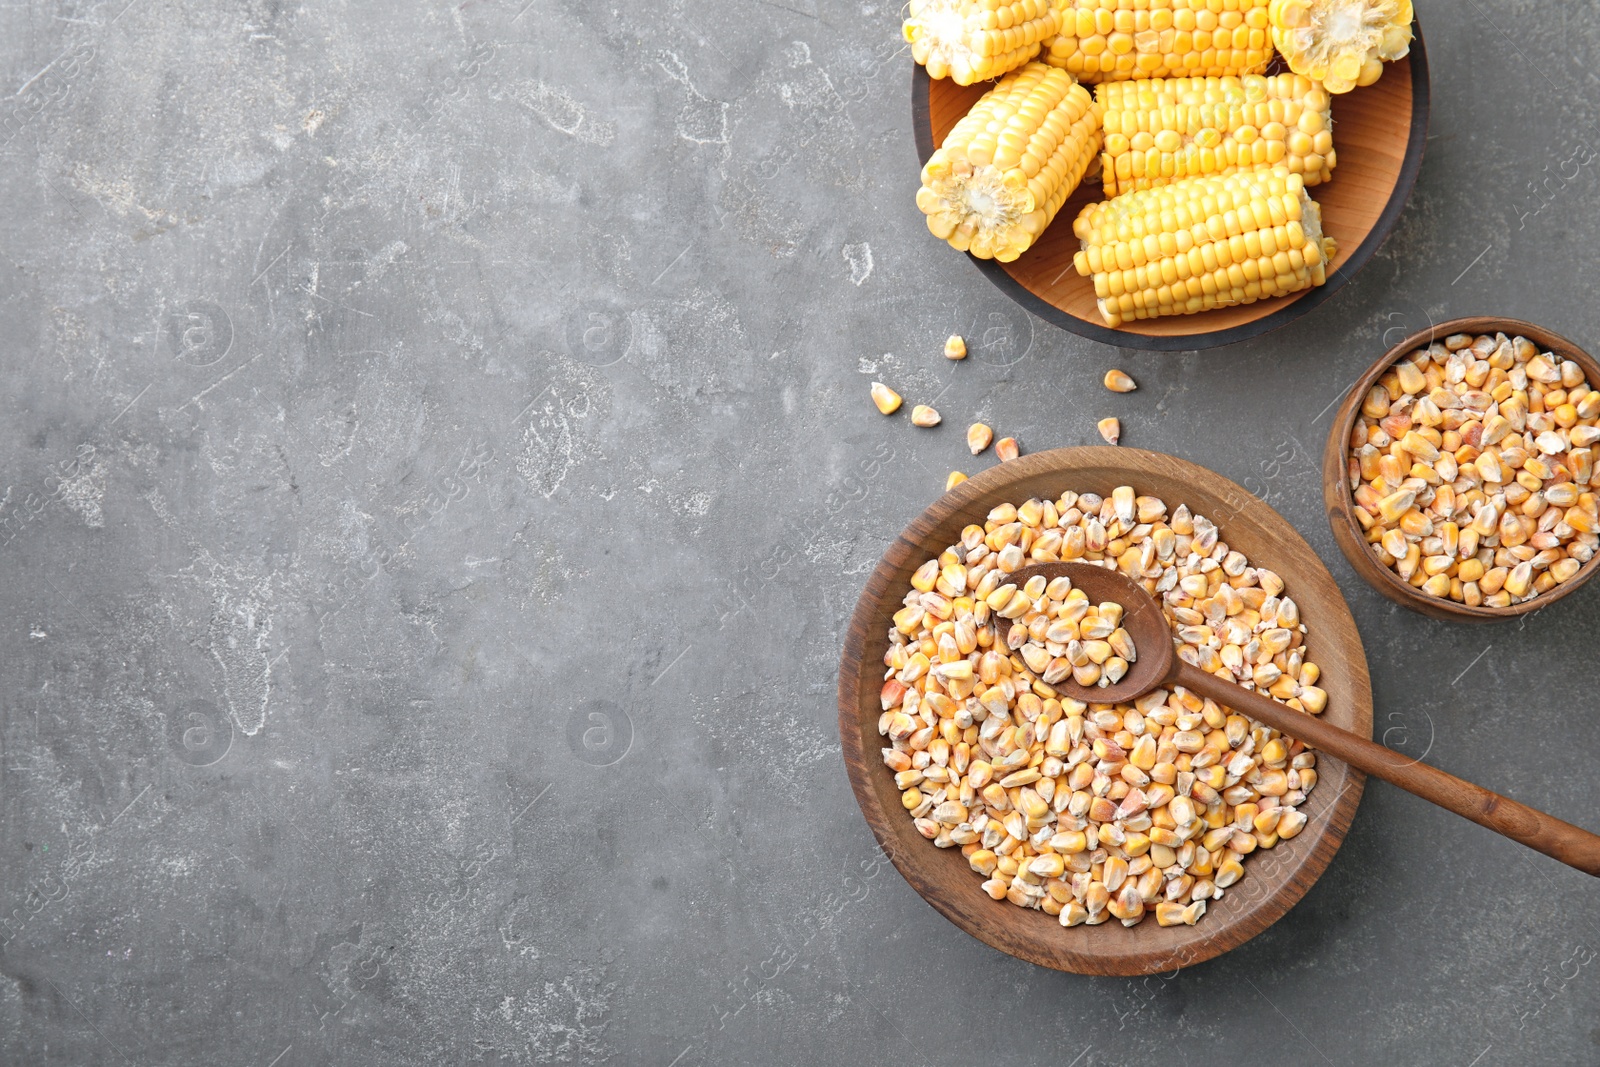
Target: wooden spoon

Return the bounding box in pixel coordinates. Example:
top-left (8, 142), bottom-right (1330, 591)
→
top-left (1007, 561), bottom-right (1600, 877)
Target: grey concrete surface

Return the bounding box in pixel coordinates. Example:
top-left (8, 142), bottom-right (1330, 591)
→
top-left (1, 1), bottom-right (1598, 1064)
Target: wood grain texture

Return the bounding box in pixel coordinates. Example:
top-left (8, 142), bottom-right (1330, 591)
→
top-left (912, 25), bottom-right (1430, 351)
top-left (837, 447), bottom-right (1374, 975)
top-left (1322, 316), bottom-right (1600, 622)
top-left (1168, 661), bottom-right (1600, 876)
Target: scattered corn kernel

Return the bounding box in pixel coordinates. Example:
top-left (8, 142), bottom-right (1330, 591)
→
top-left (946, 471), bottom-right (968, 491)
top-left (968, 423), bottom-right (994, 454)
top-left (996, 437), bottom-right (1021, 462)
top-left (1098, 418), bottom-right (1121, 445)
top-left (945, 334), bottom-right (968, 360)
top-left (1104, 369), bottom-right (1137, 393)
top-left (912, 404), bottom-right (942, 428)
top-left (871, 381), bottom-right (902, 415)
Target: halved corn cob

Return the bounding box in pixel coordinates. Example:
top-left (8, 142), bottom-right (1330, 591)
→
top-left (1268, 0), bottom-right (1413, 93)
top-left (904, 0), bottom-right (1061, 86)
top-left (1098, 74), bottom-right (1334, 197)
top-left (1072, 166), bottom-right (1337, 327)
top-left (917, 63), bottom-right (1103, 262)
top-left (1043, 0), bottom-right (1274, 84)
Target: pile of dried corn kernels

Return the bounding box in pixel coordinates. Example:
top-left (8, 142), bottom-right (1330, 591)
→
top-left (1346, 332), bottom-right (1600, 607)
top-left (880, 486), bottom-right (1324, 928)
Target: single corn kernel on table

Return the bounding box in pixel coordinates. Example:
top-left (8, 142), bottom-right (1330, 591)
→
top-left (1, 0), bottom-right (1597, 1064)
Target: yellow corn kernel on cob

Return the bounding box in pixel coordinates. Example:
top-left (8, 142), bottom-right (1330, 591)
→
top-left (1072, 166), bottom-right (1337, 327)
top-left (917, 63), bottom-right (1103, 263)
top-left (904, 0), bottom-right (1061, 86)
top-left (1098, 73), bottom-right (1334, 197)
top-left (1268, 0), bottom-right (1413, 93)
top-left (1043, 0), bottom-right (1273, 84)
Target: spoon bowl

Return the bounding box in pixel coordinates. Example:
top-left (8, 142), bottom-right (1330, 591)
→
top-left (1003, 561), bottom-right (1173, 705)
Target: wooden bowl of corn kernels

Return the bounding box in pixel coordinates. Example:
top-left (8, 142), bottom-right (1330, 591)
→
top-left (911, 19), bottom-right (1430, 351)
top-left (838, 447), bottom-right (1372, 975)
top-left (1323, 317), bottom-right (1600, 622)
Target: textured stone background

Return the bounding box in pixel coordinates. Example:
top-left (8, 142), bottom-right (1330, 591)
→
top-left (2, 1), bottom-right (1598, 1064)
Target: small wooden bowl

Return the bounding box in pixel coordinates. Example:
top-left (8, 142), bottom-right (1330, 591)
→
top-left (912, 23), bottom-right (1430, 352)
top-left (1322, 316), bottom-right (1600, 622)
top-left (838, 447), bottom-right (1373, 975)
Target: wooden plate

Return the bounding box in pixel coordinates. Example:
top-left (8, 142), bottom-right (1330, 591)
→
top-left (911, 24), bottom-right (1431, 351)
top-left (1322, 315), bottom-right (1600, 622)
top-left (837, 447), bottom-right (1373, 975)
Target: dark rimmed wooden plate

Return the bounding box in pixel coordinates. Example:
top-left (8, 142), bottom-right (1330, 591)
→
top-left (837, 446), bottom-right (1373, 975)
top-left (911, 23), bottom-right (1430, 351)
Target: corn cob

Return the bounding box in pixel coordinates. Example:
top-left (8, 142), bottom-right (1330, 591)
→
top-left (1268, 0), bottom-right (1413, 93)
top-left (1072, 166), bottom-right (1337, 327)
top-left (904, 0), bottom-right (1061, 86)
top-left (917, 63), bottom-right (1103, 263)
top-left (1098, 74), bottom-right (1334, 197)
top-left (1043, 0), bottom-right (1274, 84)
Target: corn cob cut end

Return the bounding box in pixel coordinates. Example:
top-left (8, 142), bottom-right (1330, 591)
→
top-left (1043, 0), bottom-right (1275, 84)
top-left (1073, 167), bottom-right (1337, 328)
top-left (905, 0), bottom-right (1060, 85)
top-left (1268, 0), bottom-right (1413, 94)
top-left (918, 63), bottom-right (1103, 262)
top-left (918, 164), bottom-right (1048, 263)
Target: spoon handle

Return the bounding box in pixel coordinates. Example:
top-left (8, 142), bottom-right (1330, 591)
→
top-left (1171, 661), bottom-right (1600, 877)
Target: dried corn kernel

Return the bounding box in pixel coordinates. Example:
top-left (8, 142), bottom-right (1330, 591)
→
top-left (1104, 369), bottom-right (1137, 393)
top-left (872, 382), bottom-right (903, 415)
